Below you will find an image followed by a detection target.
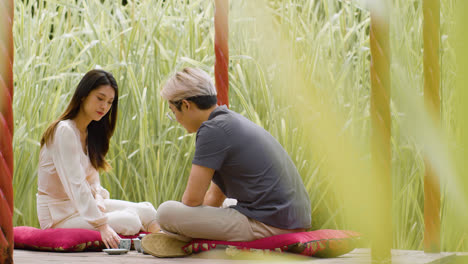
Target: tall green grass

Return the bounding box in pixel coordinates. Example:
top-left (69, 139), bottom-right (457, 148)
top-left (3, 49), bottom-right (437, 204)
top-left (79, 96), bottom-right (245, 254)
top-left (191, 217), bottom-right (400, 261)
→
top-left (11, 0), bottom-right (465, 252)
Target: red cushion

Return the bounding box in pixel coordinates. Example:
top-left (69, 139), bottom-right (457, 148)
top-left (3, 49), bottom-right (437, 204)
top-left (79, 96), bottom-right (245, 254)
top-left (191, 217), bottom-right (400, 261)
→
top-left (14, 226), bottom-right (147, 252)
top-left (182, 229), bottom-right (361, 258)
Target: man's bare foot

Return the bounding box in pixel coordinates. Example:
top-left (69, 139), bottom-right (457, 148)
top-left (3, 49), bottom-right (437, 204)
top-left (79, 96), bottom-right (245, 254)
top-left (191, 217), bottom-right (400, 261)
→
top-left (147, 220), bottom-right (161, 233)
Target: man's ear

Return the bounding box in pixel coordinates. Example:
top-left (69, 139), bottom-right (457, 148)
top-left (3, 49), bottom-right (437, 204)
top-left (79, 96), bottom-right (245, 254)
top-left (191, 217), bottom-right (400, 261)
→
top-left (181, 99), bottom-right (190, 110)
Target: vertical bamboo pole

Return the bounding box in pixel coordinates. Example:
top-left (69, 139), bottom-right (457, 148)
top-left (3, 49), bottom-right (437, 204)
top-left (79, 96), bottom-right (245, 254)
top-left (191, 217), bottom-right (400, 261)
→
top-left (454, 1), bottom-right (468, 249)
top-left (423, 0), bottom-right (441, 253)
top-left (214, 0), bottom-right (229, 107)
top-left (0, 0), bottom-right (14, 263)
top-left (370, 2), bottom-right (392, 263)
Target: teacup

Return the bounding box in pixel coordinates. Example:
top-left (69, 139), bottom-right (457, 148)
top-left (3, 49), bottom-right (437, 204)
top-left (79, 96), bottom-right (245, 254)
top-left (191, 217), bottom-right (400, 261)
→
top-left (132, 238), bottom-right (141, 252)
top-left (119, 239), bottom-right (131, 250)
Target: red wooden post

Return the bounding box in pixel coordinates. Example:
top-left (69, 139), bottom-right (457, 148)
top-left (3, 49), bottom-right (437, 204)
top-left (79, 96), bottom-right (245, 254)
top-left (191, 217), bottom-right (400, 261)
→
top-left (370, 2), bottom-right (392, 263)
top-left (214, 0), bottom-right (229, 107)
top-left (0, 0), bottom-right (15, 263)
top-left (423, 0), bottom-right (441, 253)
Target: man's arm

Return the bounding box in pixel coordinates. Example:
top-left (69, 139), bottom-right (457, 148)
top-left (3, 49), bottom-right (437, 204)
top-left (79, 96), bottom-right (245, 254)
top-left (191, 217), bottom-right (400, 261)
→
top-left (182, 164), bottom-right (215, 207)
top-left (203, 182), bottom-right (226, 207)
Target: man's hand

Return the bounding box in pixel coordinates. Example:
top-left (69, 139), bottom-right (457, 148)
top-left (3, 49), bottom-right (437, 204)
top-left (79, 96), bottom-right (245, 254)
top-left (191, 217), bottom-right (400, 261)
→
top-left (203, 182), bottom-right (226, 207)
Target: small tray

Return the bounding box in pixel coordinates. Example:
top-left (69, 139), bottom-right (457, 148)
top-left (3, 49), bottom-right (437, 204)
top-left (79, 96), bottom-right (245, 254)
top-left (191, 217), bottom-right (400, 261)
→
top-left (103, 248), bottom-right (129, 255)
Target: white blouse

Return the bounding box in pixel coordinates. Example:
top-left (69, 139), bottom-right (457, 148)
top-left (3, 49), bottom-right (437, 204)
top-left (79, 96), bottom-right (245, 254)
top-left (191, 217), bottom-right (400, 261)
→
top-left (37, 119), bottom-right (109, 228)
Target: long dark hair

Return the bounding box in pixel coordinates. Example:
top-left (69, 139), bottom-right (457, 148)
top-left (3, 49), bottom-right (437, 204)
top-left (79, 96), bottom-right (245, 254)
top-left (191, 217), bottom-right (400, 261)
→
top-left (40, 69), bottom-right (119, 171)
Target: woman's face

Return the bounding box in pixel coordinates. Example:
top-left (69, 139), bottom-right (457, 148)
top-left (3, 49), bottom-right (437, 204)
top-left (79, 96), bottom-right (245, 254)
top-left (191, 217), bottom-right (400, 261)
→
top-left (81, 85), bottom-right (115, 122)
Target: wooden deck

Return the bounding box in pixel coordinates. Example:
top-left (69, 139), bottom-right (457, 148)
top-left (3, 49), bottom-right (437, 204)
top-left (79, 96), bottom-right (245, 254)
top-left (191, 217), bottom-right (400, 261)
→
top-left (13, 248), bottom-right (459, 264)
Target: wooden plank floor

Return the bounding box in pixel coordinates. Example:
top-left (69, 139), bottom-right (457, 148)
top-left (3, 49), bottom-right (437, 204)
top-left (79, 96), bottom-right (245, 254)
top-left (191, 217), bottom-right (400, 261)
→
top-left (13, 248), bottom-right (456, 264)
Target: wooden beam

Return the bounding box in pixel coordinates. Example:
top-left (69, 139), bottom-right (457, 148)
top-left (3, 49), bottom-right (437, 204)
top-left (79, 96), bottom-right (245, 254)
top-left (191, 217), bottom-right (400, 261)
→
top-left (0, 0), bottom-right (14, 263)
top-left (454, 1), bottom-right (468, 245)
top-left (370, 2), bottom-right (392, 263)
top-left (423, 0), bottom-right (441, 253)
top-left (214, 0), bottom-right (229, 107)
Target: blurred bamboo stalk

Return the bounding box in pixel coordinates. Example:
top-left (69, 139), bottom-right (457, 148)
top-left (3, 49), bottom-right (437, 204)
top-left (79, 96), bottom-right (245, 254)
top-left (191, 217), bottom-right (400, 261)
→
top-left (455, 0), bottom-right (468, 250)
top-left (214, 0), bottom-right (229, 107)
top-left (370, 2), bottom-right (392, 263)
top-left (0, 0), bottom-right (14, 263)
top-left (423, 0), bottom-right (441, 253)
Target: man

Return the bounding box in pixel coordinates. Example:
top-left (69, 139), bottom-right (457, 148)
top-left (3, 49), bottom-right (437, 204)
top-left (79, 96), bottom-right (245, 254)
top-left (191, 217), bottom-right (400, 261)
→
top-left (142, 67), bottom-right (311, 257)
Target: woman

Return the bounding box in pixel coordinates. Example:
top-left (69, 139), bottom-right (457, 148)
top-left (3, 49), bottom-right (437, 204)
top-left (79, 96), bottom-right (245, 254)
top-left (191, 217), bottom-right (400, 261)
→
top-left (37, 69), bottom-right (159, 249)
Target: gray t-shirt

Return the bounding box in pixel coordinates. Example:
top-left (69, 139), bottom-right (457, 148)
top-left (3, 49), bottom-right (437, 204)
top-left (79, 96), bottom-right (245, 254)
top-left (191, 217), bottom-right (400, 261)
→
top-left (193, 106), bottom-right (311, 229)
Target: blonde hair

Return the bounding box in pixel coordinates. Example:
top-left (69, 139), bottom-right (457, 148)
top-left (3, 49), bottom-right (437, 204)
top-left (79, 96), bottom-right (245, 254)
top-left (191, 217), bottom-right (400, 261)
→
top-left (161, 67), bottom-right (217, 102)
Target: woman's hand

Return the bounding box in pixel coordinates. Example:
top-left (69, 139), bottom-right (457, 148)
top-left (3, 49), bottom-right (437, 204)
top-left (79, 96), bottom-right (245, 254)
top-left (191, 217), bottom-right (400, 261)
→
top-left (97, 224), bottom-right (120, 249)
top-left (96, 195), bottom-right (106, 212)
top-left (97, 203), bottom-right (106, 212)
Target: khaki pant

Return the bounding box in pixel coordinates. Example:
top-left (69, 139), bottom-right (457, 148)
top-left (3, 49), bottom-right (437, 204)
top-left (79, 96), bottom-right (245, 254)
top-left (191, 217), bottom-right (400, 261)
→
top-left (52, 199), bottom-right (157, 236)
top-left (156, 200), bottom-right (304, 242)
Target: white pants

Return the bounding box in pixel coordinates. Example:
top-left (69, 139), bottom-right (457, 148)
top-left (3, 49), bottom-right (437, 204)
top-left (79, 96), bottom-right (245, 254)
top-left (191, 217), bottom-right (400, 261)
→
top-left (54, 199), bottom-right (157, 236)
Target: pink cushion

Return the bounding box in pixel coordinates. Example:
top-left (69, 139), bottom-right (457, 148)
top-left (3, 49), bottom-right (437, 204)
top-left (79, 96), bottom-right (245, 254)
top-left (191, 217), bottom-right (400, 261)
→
top-left (183, 229), bottom-right (361, 258)
top-left (14, 226), bottom-right (146, 252)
